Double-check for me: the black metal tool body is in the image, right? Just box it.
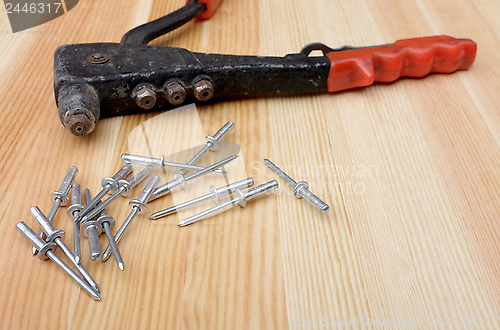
[54,43,330,135]
[54,0,329,135]
[54,0,476,136]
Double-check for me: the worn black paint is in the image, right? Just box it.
[54,43,331,119]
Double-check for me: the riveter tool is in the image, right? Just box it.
[54,0,477,136]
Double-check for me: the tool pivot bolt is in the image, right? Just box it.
[87,53,109,64]
[193,79,214,101]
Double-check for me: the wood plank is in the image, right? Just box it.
[1,0,499,328]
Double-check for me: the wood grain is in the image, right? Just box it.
[1,0,499,328]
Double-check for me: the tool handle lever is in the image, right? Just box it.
[191,0,224,19]
[326,35,477,92]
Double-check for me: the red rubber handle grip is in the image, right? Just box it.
[326,35,477,92]
[192,0,224,19]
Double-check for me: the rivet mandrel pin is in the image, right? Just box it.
[96,209,124,270]
[149,121,234,202]
[264,159,329,212]
[121,153,227,174]
[149,177,254,220]
[77,164,133,220]
[149,154,238,202]
[82,189,103,261]
[15,221,100,300]
[81,167,151,223]
[205,120,235,152]
[67,184,84,264]
[33,166,78,255]
[177,180,279,227]
[29,206,100,294]
[175,120,234,178]
[101,175,160,263]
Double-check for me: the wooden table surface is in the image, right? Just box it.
[1,0,500,328]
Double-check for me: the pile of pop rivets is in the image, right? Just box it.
[15,121,329,300]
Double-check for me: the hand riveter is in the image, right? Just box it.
[53,0,477,136]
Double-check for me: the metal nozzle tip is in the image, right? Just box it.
[91,253,101,260]
[177,222,184,227]
[32,246,38,255]
[321,204,330,212]
[118,262,125,271]
[75,256,80,264]
[92,292,101,301]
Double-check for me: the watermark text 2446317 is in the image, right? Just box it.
[3,0,79,32]
[5,2,62,14]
